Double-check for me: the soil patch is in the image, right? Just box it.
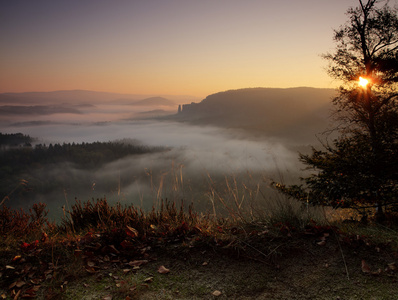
[2,227,396,300]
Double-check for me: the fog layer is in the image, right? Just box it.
[0,89,325,221]
[2,119,306,220]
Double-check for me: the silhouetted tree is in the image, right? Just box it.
[275,0,398,220]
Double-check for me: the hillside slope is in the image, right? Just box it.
[0,90,138,105]
[172,87,337,143]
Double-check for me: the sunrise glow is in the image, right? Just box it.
[359,77,369,87]
[0,1,360,96]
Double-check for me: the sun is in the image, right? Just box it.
[359,77,369,87]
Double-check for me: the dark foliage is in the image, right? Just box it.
[0,138,168,202]
[0,202,54,239]
[60,197,199,239]
[0,132,33,148]
[275,0,398,216]
[0,140,167,170]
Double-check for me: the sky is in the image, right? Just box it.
[0,0,389,98]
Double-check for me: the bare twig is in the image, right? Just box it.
[335,230,350,281]
[240,239,283,259]
[321,206,350,280]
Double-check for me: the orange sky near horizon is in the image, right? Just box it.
[0,0,380,99]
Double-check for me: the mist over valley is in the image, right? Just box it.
[0,87,336,221]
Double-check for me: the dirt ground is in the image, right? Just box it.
[1,227,397,300]
[132,234,398,300]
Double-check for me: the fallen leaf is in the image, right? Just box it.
[20,240,39,252]
[5,265,15,270]
[372,268,382,276]
[9,280,25,290]
[387,262,397,272]
[30,285,41,292]
[317,240,326,246]
[143,277,153,283]
[30,278,41,285]
[102,245,120,254]
[202,262,208,266]
[85,267,97,274]
[23,286,40,298]
[122,269,131,274]
[12,255,22,262]
[212,290,222,296]
[22,265,32,274]
[128,260,148,267]
[9,282,16,289]
[361,260,371,273]
[120,240,134,249]
[158,265,170,274]
[126,226,139,238]
[102,295,112,300]
[13,289,21,299]
[22,293,37,298]
[16,280,26,288]
[87,261,95,267]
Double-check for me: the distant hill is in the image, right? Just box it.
[0,90,197,106]
[0,90,143,105]
[0,105,82,115]
[129,97,176,107]
[171,87,337,143]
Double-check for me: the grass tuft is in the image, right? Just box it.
[1,174,397,299]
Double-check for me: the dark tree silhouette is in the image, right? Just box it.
[275,0,398,220]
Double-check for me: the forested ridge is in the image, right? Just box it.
[0,135,167,169]
[0,132,34,148]
[0,133,168,202]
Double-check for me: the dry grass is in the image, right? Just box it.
[1,170,397,299]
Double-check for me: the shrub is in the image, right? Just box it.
[0,202,54,239]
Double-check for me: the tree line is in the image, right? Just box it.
[0,134,168,202]
[0,136,167,170]
[0,133,34,148]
